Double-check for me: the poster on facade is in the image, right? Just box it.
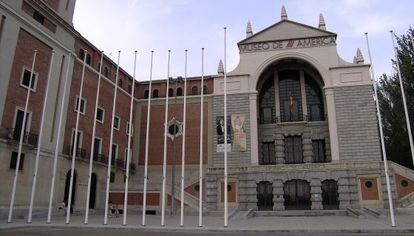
[216,116,231,153]
[231,114,246,152]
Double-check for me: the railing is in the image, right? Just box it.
[63,145,136,172]
[5,128,39,146]
[259,114,327,124]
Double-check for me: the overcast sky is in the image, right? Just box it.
[73,0,413,81]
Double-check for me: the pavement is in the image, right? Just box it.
[2,208,414,234]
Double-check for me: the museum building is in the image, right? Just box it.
[2,0,414,220]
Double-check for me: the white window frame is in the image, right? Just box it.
[20,66,38,92]
[13,107,32,134]
[74,95,86,115]
[126,121,133,136]
[94,136,103,155]
[70,128,83,150]
[113,116,120,130]
[111,143,118,160]
[125,147,132,162]
[96,106,105,124]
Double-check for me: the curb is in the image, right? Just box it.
[2,223,414,234]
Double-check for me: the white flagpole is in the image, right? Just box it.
[223,27,228,228]
[161,50,171,227]
[8,50,37,223]
[123,50,137,226]
[391,31,414,166]
[365,33,396,227]
[142,51,154,226]
[84,51,104,224]
[198,48,205,227]
[104,51,121,225]
[66,50,88,224]
[47,53,72,224]
[27,50,55,223]
[180,50,188,227]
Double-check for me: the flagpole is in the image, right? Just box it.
[27,50,55,223]
[161,50,171,227]
[142,50,154,226]
[66,50,88,224]
[104,51,121,225]
[198,48,205,228]
[223,27,228,228]
[365,33,396,227]
[180,49,188,227]
[123,50,137,226]
[390,30,414,167]
[8,50,37,223]
[84,51,104,224]
[47,53,72,224]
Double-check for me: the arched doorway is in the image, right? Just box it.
[322,180,339,210]
[283,179,311,210]
[257,181,273,210]
[89,173,97,209]
[63,170,77,211]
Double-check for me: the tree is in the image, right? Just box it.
[378,28,414,169]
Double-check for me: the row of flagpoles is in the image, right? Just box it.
[6,27,413,228]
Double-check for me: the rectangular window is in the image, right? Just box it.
[284,136,303,164]
[111,143,118,164]
[260,142,275,165]
[93,137,102,160]
[10,151,24,170]
[70,129,82,153]
[312,139,326,163]
[126,121,133,136]
[110,171,115,183]
[113,116,120,130]
[32,11,45,25]
[21,68,37,91]
[13,108,30,142]
[75,96,86,114]
[96,107,104,123]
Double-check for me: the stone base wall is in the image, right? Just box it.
[206,161,397,211]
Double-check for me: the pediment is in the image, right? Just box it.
[239,20,336,45]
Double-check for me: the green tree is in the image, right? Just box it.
[378,28,414,169]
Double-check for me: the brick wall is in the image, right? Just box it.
[1,29,52,136]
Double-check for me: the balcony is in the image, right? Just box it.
[5,128,39,146]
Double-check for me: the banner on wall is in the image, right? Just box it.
[231,114,246,152]
[216,116,231,153]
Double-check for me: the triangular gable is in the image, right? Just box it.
[239,20,336,45]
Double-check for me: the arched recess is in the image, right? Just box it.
[64,170,77,209]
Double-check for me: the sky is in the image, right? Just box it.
[73,0,414,81]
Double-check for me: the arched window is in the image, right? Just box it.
[152,89,159,98]
[168,88,174,97]
[176,87,183,96]
[104,67,109,77]
[259,77,275,124]
[279,70,302,122]
[79,49,85,60]
[305,73,324,121]
[144,90,149,99]
[203,85,208,94]
[191,86,198,95]
[85,54,91,66]
[118,78,123,88]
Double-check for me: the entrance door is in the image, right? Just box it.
[63,170,77,209]
[89,173,97,209]
[283,180,311,210]
[257,181,273,211]
[322,180,339,210]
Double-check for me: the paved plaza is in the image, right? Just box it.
[2,208,414,234]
